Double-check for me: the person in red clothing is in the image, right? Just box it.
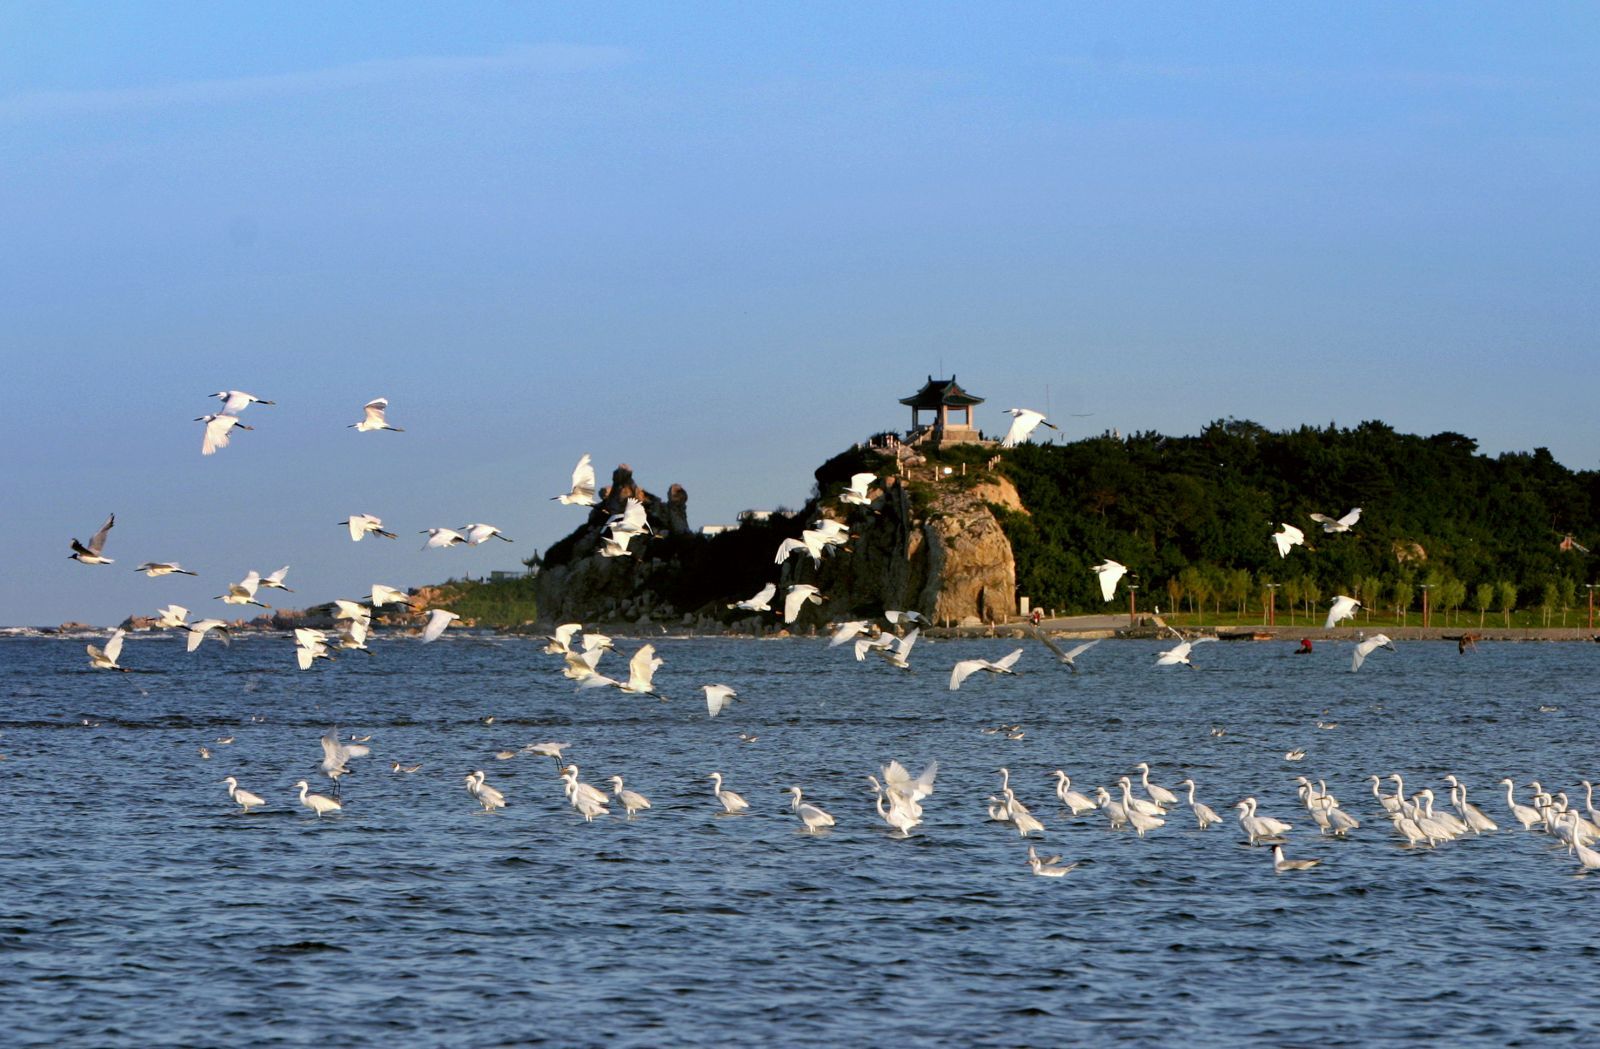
[1295,638,1313,654]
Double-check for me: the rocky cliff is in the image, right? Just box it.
[533,452,1023,629]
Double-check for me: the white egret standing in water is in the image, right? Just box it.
[294,780,342,817]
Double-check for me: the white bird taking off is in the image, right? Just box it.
[196,414,253,455]
[1272,523,1305,558]
[421,609,460,643]
[1030,630,1100,672]
[838,473,876,506]
[1000,408,1058,448]
[69,513,116,564]
[1156,636,1217,667]
[1325,596,1359,629]
[342,514,397,541]
[86,629,129,672]
[135,562,197,577]
[553,454,598,506]
[580,644,664,698]
[1091,559,1127,602]
[1309,508,1361,534]
[949,648,1024,690]
[1350,633,1395,672]
[875,628,919,670]
[211,390,274,414]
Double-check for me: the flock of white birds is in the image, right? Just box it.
[72,397,1590,878]
[69,392,597,675]
[206,702,1600,880]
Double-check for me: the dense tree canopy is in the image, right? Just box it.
[998,420,1599,617]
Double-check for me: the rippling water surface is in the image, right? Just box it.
[4,633,1598,1047]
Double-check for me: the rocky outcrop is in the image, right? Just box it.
[915,482,1019,624]
[534,463,693,623]
[532,453,1022,629]
[665,484,691,536]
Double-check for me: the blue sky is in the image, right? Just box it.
[4,3,1597,625]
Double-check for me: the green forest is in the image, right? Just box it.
[994,419,1599,627]
[435,419,1598,629]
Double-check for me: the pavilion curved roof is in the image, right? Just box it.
[899,375,984,408]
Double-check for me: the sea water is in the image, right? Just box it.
[2,633,1596,1047]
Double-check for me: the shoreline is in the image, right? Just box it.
[10,617,1598,644]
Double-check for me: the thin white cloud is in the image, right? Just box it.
[1055,54,1541,94]
[0,43,630,122]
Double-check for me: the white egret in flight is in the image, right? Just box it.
[949,648,1024,690]
[1309,508,1361,534]
[342,514,397,541]
[784,584,825,624]
[135,562,197,577]
[350,397,404,432]
[838,473,876,506]
[259,566,292,592]
[553,454,598,506]
[86,629,128,672]
[1091,559,1127,602]
[211,390,275,414]
[184,619,232,653]
[218,572,270,608]
[874,628,919,670]
[421,609,460,643]
[461,523,513,545]
[1030,630,1100,672]
[1272,523,1305,558]
[703,684,739,718]
[1156,636,1216,667]
[580,644,664,698]
[154,604,190,629]
[196,414,252,455]
[371,584,410,609]
[1000,408,1058,448]
[1350,633,1395,672]
[421,528,468,550]
[1324,596,1359,629]
[728,583,776,612]
[294,628,333,670]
